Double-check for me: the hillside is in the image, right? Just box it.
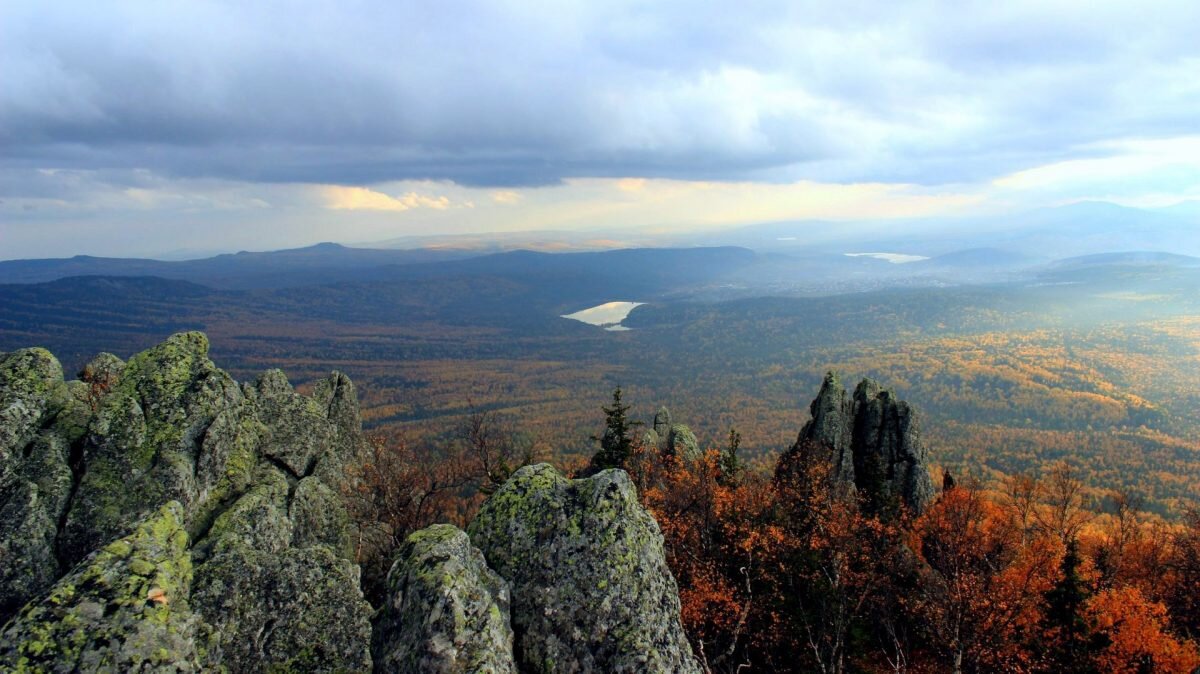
[2,252,1198,512]
[3,334,1197,672]
[0,334,698,672]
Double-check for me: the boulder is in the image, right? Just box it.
[468,464,700,674]
[0,502,211,672]
[0,434,73,619]
[58,332,243,565]
[651,407,672,439]
[666,424,701,461]
[190,545,372,672]
[0,333,376,671]
[374,524,516,673]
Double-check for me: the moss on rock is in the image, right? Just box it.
[468,464,700,673]
[373,524,516,673]
[0,502,212,672]
[191,545,372,672]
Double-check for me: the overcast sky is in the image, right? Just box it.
[3,0,1200,258]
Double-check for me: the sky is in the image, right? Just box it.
[3,0,1200,259]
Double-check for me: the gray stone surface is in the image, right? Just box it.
[468,463,700,674]
[374,524,516,674]
[0,333,376,671]
[0,502,212,673]
[795,372,935,515]
[0,333,710,674]
[666,424,701,461]
[0,348,76,620]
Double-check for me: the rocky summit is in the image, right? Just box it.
[0,332,698,672]
[795,372,935,515]
[468,464,701,674]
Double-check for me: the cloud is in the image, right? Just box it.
[3,1,1200,258]
[321,185,453,212]
[491,190,522,205]
[2,1,1197,189]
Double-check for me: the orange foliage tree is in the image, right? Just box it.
[1087,586,1200,674]
[913,480,1057,673]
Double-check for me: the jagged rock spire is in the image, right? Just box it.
[795,372,935,515]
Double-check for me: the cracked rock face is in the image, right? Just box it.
[0,347,82,620]
[373,524,516,674]
[0,333,373,672]
[468,464,700,674]
[0,501,211,672]
[794,372,935,515]
[1,332,708,673]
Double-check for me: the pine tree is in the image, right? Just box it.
[588,387,641,472]
[1041,539,1102,673]
[718,427,743,487]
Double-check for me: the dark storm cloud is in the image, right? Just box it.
[3,0,1199,188]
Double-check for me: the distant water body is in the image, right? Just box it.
[561,301,645,331]
[844,252,930,264]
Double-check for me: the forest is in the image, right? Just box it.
[1,254,1199,516]
[351,387,1200,674]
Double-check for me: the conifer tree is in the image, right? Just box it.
[718,427,743,487]
[1042,539,1102,673]
[588,387,641,472]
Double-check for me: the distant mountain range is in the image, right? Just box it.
[0,244,477,289]
[2,199,1198,303]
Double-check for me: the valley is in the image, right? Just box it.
[2,242,1198,514]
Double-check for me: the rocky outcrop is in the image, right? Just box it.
[0,348,85,619]
[652,407,672,439]
[1,333,706,673]
[666,424,700,461]
[468,463,700,674]
[373,524,516,674]
[0,333,373,671]
[0,502,211,672]
[191,544,371,672]
[642,407,701,462]
[794,372,935,515]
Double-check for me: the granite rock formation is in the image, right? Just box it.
[468,463,701,673]
[0,333,372,672]
[0,333,703,673]
[794,372,935,515]
[373,524,516,674]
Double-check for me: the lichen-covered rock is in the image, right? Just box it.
[374,524,516,674]
[849,379,935,514]
[192,466,293,561]
[312,371,373,494]
[651,407,672,439]
[800,372,856,484]
[641,428,660,450]
[0,348,68,488]
[666,424,700,461]
[78,352,125,395]
[0,333,376,671]
[0,434,73,619]
[289,476,354,557]
[793,372,935,515]
[191,546,372,672]
[0,349,75,620]
[188,403,263,540]
[0,502,211,672]
[59,332,243,565]
[254,369,335,477]
[468,464,700,674]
